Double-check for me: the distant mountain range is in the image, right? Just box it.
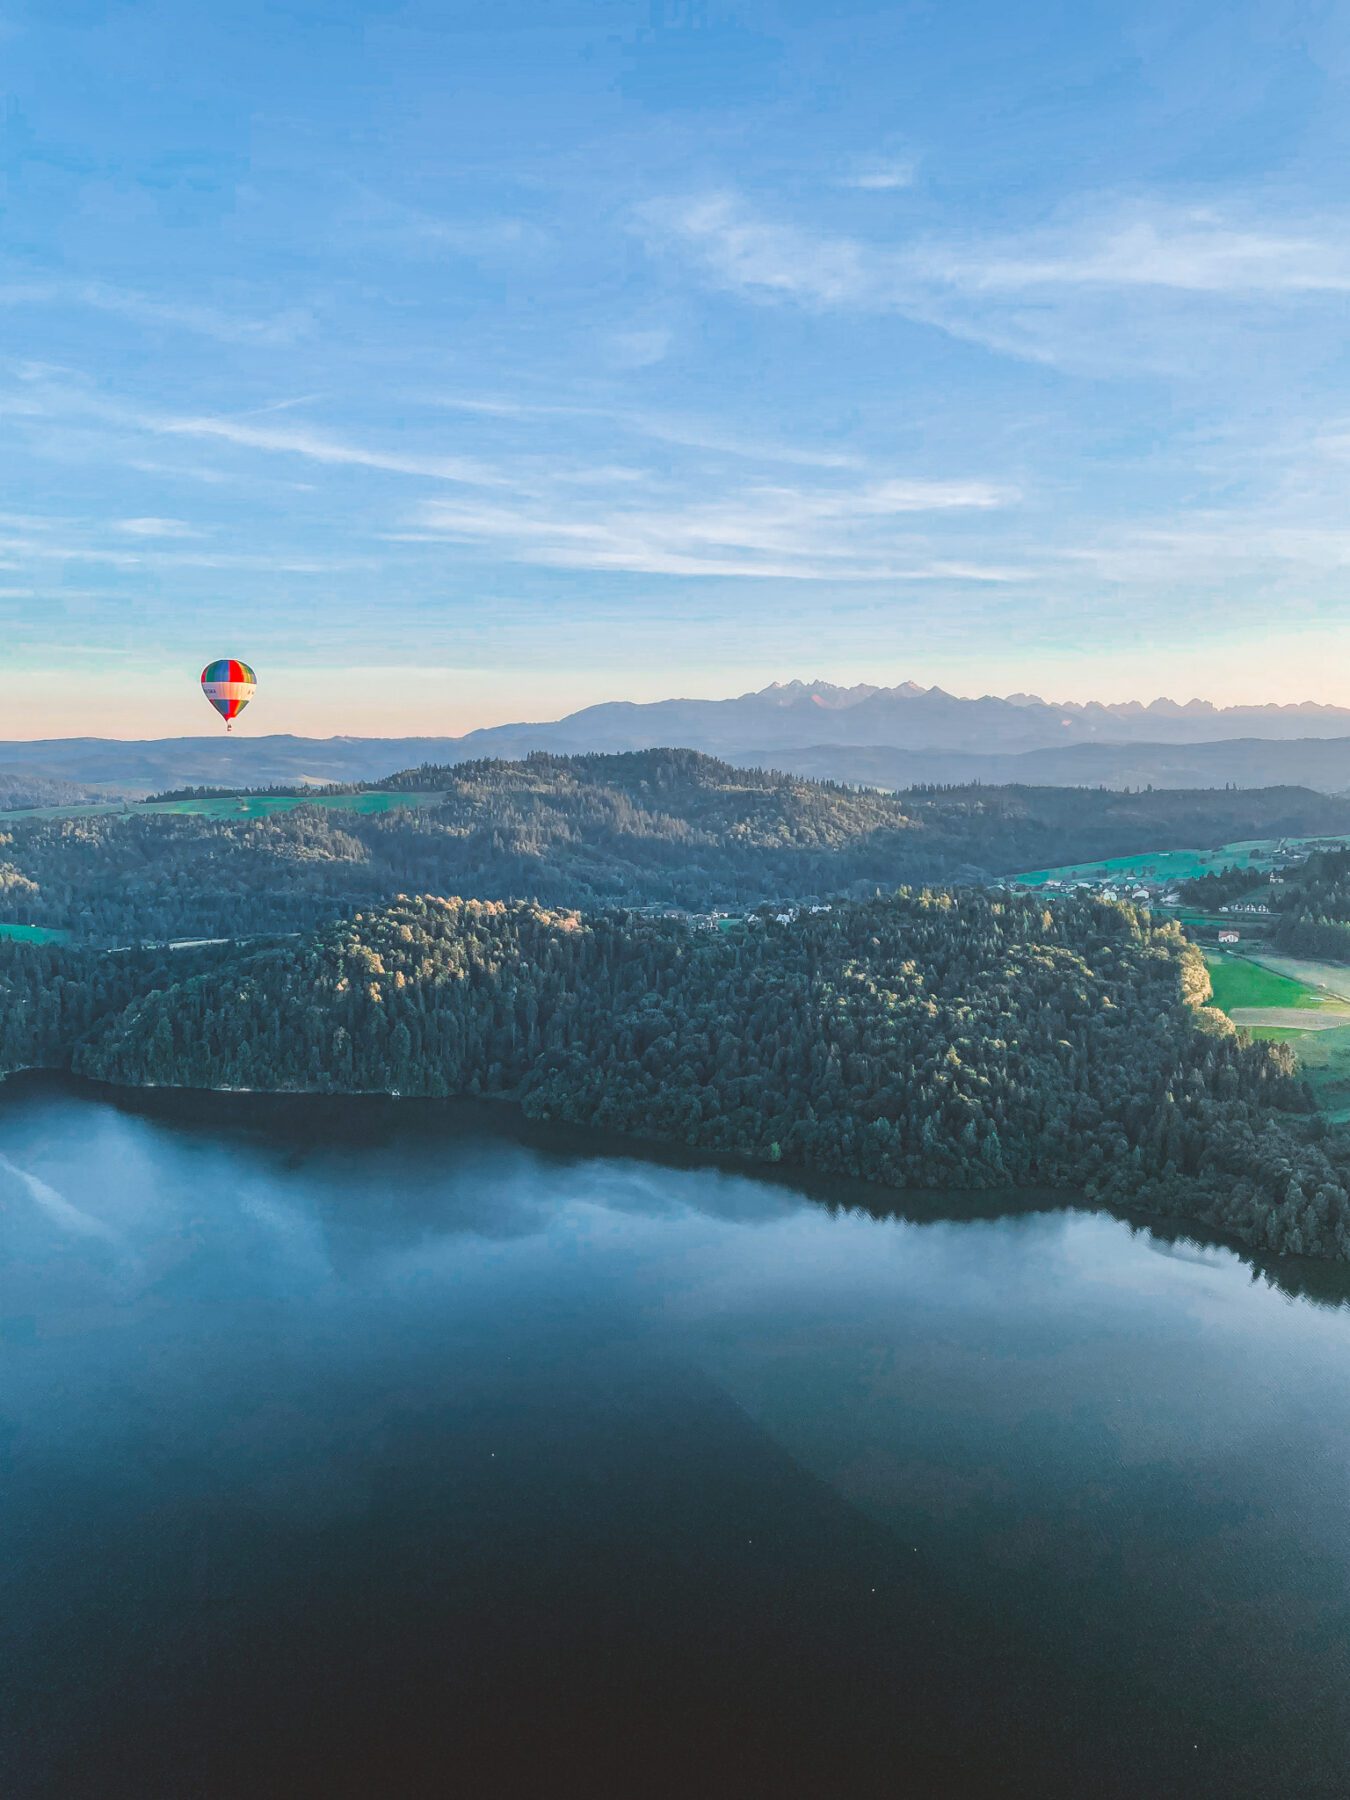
[755,737,1350,793]
[7,680,1350,796]
[448,680,1350,759]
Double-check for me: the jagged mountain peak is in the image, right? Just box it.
[760,679,881,708]
[444,679,1350,762]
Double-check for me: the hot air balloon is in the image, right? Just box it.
[201,659,256,731]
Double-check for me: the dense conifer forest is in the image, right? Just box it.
[1175,865,1272,911]
[2,750,1348,944]
[1272,848,1350,961]
[4,887,1350,1261]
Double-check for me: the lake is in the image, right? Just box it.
[3,1076,1349,1797]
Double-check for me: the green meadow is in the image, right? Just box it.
[139,790,444,820]
[1203,952,1350,1118]
[1204,954,1326,1013]
[1014,833,1350,890]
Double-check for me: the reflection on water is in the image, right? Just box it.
[3,1075,1350,1798]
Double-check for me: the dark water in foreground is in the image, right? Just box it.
[3,1078,1350,1798]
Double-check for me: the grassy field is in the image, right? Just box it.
[1173,908,1271,930]
[0,921,68,943]
[139,790,444,820]
[1203,952,1350,1115]
[1014,832,1350,889]
[1205,954,1327,1013]
[0,790,445,825]
[1017,848,1242,886]
[1240,951,1350,1003]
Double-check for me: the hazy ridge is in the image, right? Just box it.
[6,681,1350,796]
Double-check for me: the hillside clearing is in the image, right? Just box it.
[1204,953,1328,1014]
[1238,951,1350,1003]
[1015,831,1350,890]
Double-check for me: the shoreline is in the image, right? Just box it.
[3,1064,1342,1294]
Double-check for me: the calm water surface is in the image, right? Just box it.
[3,1076,1350,1798]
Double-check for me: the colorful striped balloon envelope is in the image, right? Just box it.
[200,659,257,731]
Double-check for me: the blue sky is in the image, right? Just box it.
[4,0,1350,736]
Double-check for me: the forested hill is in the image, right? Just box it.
[6,748,1350,945]
[48,888,1350,1263]
[0,770,112,810]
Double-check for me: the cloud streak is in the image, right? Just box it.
[0,530,368,574]
[639,191,1350,369]
[424,393,865,469]
[405,474,1021,579]
[113,517,205,539]
[151,413,503,487]
[0,279,309,345]
[1061,520,1350,582]
[0,370,1025,582]
[841,157,918,192]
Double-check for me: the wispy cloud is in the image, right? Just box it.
[620,414,862,469]
[0,530,368,574]
[643,195,868,306]
[424,392,864,469]
[411,217,547,255]
[920,208,1350,295]
[403,473,1021,579]
[343,189,548,260]
[149,413,503,487]
[5,366,881,501]
[124,458,231,485]
[1060,519,1350,582]
[646,191,1350,301]
[0,279,310,345]
[639,191,1350,369]
[146,408,667,495]
[841,157,918,192]
[113,517,205,539]
[0,367,1028,582]
[607,327,674,369]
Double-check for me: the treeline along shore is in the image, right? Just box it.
[5,887,1350,1263]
